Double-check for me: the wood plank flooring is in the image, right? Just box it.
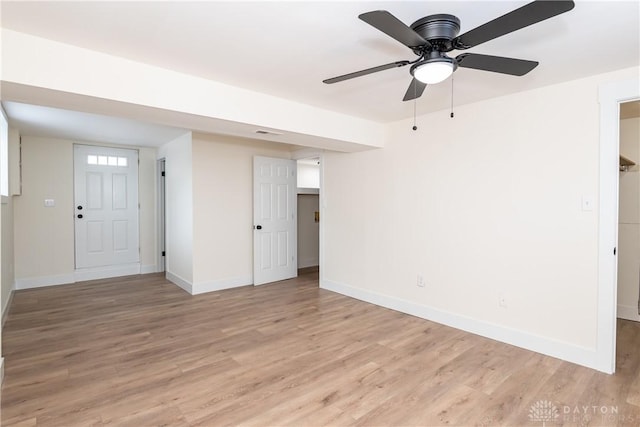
[1,272,640,426]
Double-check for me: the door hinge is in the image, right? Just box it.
[162,251,166,257]
[614,247,617,255]
[161,171,165,177]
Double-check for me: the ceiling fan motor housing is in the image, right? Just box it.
[410,14,460,52]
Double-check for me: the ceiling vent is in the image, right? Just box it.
[255,129,283,136]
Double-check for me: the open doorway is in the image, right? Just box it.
[597,78,639,374]
[296,158,320,276]
[617,101,640,322]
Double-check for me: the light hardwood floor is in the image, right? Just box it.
[1,272,640,426]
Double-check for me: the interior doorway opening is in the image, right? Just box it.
[297,157,320,275]
[617,101,640,322]
[598,76,640,374]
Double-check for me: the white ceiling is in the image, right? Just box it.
[1,1,639,144]
[2,101,189,147]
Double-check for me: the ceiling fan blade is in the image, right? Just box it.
[359,10,429,49]
[402,78,427,101]
[323,61,410,84]
[456,53,538,76]
[453,0,575,50]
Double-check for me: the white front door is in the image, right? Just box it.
[74,145,140,270]
[253,156,297,285]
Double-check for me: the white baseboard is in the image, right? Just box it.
[165,272,251,295]
[321,279,602,373]
[140,264,158,274]
[74,263,141,282]
[15,273,76,290]
[166,271,192,294]
[15,263,160,290]
[192,276,252,295]
[0,357,4,385]
[2,286,15,327]
[617,304,640,322]
[298,258,319,269]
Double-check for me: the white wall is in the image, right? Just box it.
[0,111,5,382]
[0,123,19,384]
[297,162,320,189]
[14,136,158,288]
[1,128,18,323]
[139,148,157,274]
[191,133,291,293]
[618,116,640,321]
[2,196,14,320]
[158,132,193,287]
[298,194,319,268]
[322,67,640,372]
[14,137,74,283]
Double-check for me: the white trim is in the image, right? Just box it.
[192,276,252,295]
[298,257,319,269]
[617,304,640,322]
[157,157,166,273]
[291,148,323,161]
[166,271,192,294]
[74,263,140,282]
[318,153,325,288]
[15,273,76,290]
[140,264,158,274]
[2,285,15,327]
[165,273,252,295]
[14,265,162,290]
[297,187,319,195]
[322,279,601,371]
[598,78,640,374]
[1,357,4,385]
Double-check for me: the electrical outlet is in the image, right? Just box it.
[417,274,425,288]
[499,295,507,309]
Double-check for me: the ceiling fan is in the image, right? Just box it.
[323,1,575,102]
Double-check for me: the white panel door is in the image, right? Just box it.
[74,145,140,269]
[253,156,297,285]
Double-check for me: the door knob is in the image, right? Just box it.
[256,225,262,230]
[77,214,83,219]
[77,205,83,210]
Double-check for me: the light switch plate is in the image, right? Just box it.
[44,199,55,207]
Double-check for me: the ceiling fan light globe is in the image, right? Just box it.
[412,60,454,84]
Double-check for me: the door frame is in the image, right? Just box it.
[598,78,640,374]
[292,150,325,284]
[157,158,166,272]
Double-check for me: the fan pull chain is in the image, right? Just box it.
[412,82,418,131]
[450,74,455,119]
